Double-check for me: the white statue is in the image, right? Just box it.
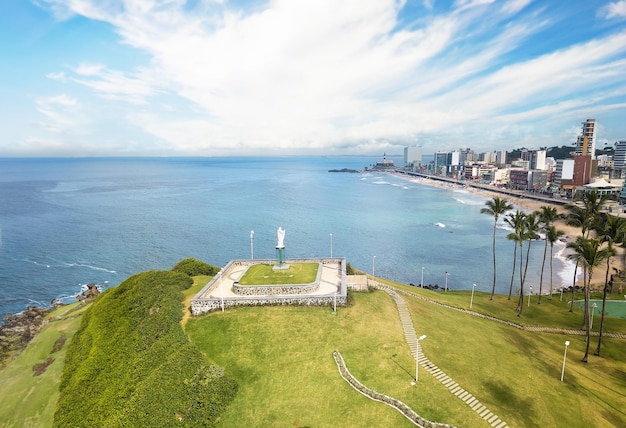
[276,227,285,248]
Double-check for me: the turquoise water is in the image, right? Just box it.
[0,156,573,317]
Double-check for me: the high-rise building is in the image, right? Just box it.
[521,149,547,170]
[574,119,597,158]
[404,146,422,167]
[496,151,507,166]
[613,141,626,176]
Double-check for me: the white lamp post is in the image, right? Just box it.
[416,335,427,382]
[528,286,532,308]
[590,302,597,330]
[561,340,570,382]
[445,272,449,292]
[330,233,333,258]
[219,269,224,312]
[470,283,477,309]
[372,256,376,282]
[421,266,425,288]
[250,230,254,260]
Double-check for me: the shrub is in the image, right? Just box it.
[172,258,219,277]
[54,270,236,427]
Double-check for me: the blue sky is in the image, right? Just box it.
[1,0,625,157]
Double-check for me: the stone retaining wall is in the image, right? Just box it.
[191,295,347,314]
[333,350,454,428]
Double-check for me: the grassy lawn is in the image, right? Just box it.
[187,285,626,427]
[186,291,485,427]
[2,274,625,427]
[238,262,319,285]
[0,303,88,428]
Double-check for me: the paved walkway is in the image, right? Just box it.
[390,285,626,339]
[373,281,509,428]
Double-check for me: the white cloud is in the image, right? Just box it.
[70,63,160,105]
[46,71,66,80]
[30,0,626,155]
[600,0,626,20]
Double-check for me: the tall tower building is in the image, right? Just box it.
[613,140,626,177]
[404,146,422,167]
[574,119,597,159]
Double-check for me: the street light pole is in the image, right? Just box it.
[470,283,477,309]
[421,266,424,288]
[416,335,427,382]
[250,230,254,260]
[445,272,449,292]
[219,269,224,312]
[561,341,570,382]
[372,256,376,282]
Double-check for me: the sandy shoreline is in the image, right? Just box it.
[389,172,623,291]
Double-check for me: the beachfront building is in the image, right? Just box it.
[511,159,530,170]
[521,149,547,170]
[613,140,626,177]
[404,146,422,168]
[574,119,597,158]
[509,169,530,190]
[496,150,507,166]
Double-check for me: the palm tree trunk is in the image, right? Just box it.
[595,257,611,356]
[538,238,548,303]
[522,241,532,290]
[517,242,524,316]
[548,242,554,300]
[582,268,592,362]
[508,242,517,300]
[491,222,497,300]
[569,261,579,313]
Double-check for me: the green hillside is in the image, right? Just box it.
[54,270,237,427]
[1,268,625,427]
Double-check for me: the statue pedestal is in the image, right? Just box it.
[274,246,289,270]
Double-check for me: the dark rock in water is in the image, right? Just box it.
[328,168,361,173]
[76,283,100,301]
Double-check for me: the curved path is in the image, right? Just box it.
[389,285,626,339]
[373,281,510,428]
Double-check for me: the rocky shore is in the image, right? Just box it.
[0,283,100,367]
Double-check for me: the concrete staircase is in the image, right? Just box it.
[378,284,509,428]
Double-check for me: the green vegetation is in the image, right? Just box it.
[186,291,485,427]
[54,270,237,427]
[172,257,219,276]
[0,303,88,427]
[238,262,319,285]
[2,260,625,427]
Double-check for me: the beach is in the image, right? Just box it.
[391,172,624,291]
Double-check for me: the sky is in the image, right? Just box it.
[0,0,625,157]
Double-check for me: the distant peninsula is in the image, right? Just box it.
[328,168,362,173]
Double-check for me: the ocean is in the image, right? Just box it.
[0,156,575,318]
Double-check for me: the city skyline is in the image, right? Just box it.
[1,0,625,157]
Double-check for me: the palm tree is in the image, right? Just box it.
[545,225,564,300]
[481,197,513,300]
[537,206,562,303]
[505,211,526,300]
[517,213,541,316]
[567,237,611,362]
[565,190,609,312]
[592,214,626,356]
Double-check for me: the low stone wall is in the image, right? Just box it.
[233,282,320,296]
[190,257,347,316]
[191,295,347,315]
[333,350,454,428]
